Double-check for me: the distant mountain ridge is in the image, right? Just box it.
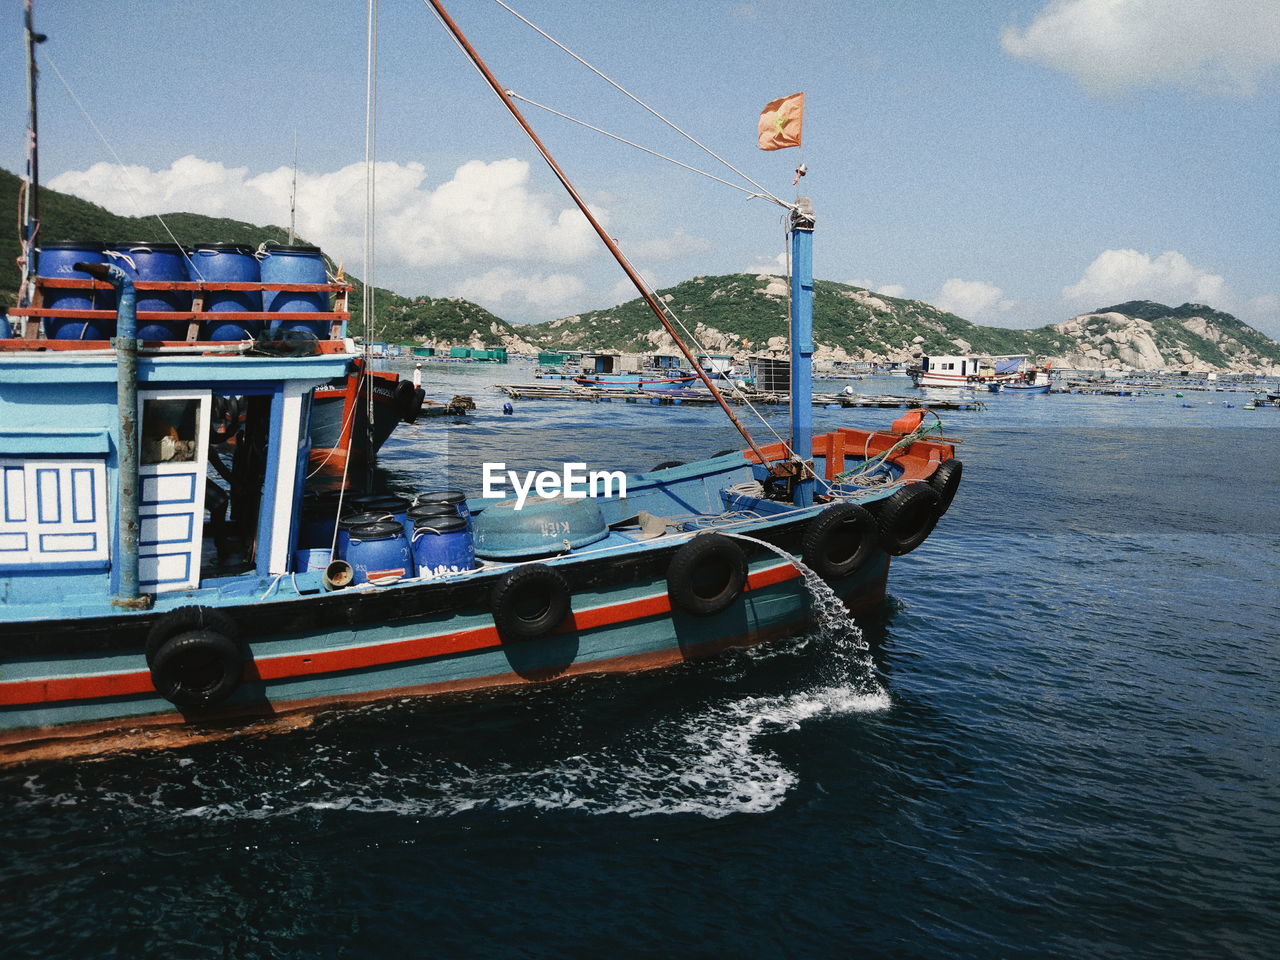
[519,274,1280,374]
[4,169,1276,373]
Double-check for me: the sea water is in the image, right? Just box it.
[2,365,1277,959]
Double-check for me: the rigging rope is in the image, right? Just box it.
[42,51,205,279]
[507,92,761,199]
[362,0,380,490]
[488,0,790,209]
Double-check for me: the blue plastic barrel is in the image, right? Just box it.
[406,501,457,543]
[415,490,470,523]
[336,510,397,558]
[37,241,116,339]
[259,243,330,339]
[108,242,192,340]
[412,515,475,578]
[298,491,346,549]
[189,243,262,341]
[293,547,332,572]
[347,521,415,584]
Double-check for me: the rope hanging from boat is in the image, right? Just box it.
[834,412,944,487]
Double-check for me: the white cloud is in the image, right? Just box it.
[746,252,787,276]
[934,278,1016,320]
[625,228,713,262]
[608,272,658,305]
[450,268,587,314]
[1062,249,1230,307]
[848,278,908,298]
[1001,0,1280,95]
[47,155,602,283]
[1060,249,1280,338]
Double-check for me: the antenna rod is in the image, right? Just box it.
[423,0,768,463]
[288,129,298,245]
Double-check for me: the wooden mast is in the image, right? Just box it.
[20,1,46,307]
[423,0,769,463]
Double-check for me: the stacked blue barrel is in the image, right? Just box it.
[259,243,331,340]
[410,490,475,578]
[189,243,262,341]
[36,241,117,339]
[110,242,192,340]
[35,239,337,342]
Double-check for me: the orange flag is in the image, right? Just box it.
[757,92,804,150]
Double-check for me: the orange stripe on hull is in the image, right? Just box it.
[0,561,809,709]
[0,581,888,766]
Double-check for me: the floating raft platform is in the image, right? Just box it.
[495,383,984,411]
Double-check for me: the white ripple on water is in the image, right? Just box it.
[163,680,890,822]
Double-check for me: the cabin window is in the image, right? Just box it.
[0,459,109,568]
[141,397,201,465]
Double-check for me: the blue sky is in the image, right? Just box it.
[3,0,1278,337]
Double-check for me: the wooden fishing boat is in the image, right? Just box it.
[571,373,697,390]
[0,0,963,764]
[309,359,425,475]
[910,353,1052,390]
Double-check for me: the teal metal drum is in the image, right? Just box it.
[37,241,116,339]
[259,243,330,339]
[188,243,262,340]
[411,515,475,578]
[109,242,191,340]
[473,496,608,559]
[345,521,414,584]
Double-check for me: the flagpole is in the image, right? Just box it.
[788,199,815,508]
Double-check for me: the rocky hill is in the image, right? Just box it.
[520,274,1280,374]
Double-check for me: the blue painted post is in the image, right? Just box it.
[78,262,144,606]
[789,199,816,508]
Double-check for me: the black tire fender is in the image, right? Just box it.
[395,380,425,423]
[801,503,879,580]
[491,563,572,641]
[666,533,748,617]
[652,460,685,471]
[149,630,243,710]
[145,605,238,666]
[875,484,943,556]
[927,458,963,515]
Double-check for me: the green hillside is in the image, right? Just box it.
[519,273,1066,357]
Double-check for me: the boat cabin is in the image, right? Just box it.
[0,242,355,615]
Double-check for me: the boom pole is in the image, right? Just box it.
[423,0,769,463]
